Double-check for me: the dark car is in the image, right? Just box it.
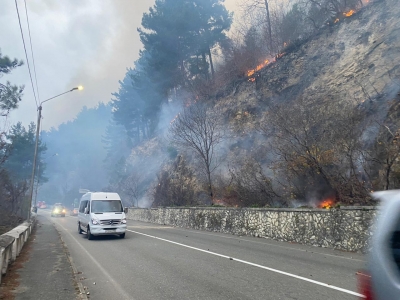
[51,205,66,217]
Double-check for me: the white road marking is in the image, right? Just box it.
[54,220,133,300]
[127,229,365,298]
[131,225,174,229]
[128,223,364,262]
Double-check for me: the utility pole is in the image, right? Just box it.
[27,86,83,220]
[28,105,42,219]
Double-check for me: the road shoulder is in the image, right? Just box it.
[0,215,81,300]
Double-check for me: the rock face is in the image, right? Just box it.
[127,207,377,253]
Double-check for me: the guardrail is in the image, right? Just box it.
[0,217,35,284]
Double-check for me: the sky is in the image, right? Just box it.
[0,0,239,131]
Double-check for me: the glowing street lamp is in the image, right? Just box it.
[28,86,83,218]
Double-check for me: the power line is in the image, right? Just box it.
[14,0,38,108]
[23,0,40,103]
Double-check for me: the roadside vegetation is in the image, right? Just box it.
[0,50,46,224]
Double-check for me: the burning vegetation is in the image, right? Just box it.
[247,59,270,81]
[318,198,335,209]
[343,9,356,17]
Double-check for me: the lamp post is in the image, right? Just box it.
[28,86,83,219]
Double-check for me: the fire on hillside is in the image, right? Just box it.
[247,59,270,77]
[318,198,335,209]
[246,1,371,82]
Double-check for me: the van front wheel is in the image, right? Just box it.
[87,226,93,240]
[78,223,82,234]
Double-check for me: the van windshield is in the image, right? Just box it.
[91,200,122,213]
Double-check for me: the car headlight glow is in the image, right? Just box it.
[121,218,126,224]
[54,209,60,213]
[91,219,100,225]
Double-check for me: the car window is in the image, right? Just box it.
[79,200,88,213]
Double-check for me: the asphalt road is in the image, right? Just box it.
[40,210,366,300]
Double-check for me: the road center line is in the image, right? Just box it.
[127,229,365,298]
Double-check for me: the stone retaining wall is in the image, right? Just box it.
[127,207,377,252]
[0,217,35,284]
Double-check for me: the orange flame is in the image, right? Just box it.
[343,9,355,17]
[247,59,270,78]
[334,18,340,24]
[318,198,335,209]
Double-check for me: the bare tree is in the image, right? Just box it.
[261,97,371,204]
[169,103,223,200]
[367,125,400,190]
[239,0,274,53]
[228,157,284,207]
[151,156,198,207]
[121,172,144,207]
[241,0,273,51]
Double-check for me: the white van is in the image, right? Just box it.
[78,192,127,239]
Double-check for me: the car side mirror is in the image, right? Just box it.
[84,207,89,214]
[124,207,128,214]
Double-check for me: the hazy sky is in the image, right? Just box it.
[1,0,239,130]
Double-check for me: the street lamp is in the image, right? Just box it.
[28,86,83,219]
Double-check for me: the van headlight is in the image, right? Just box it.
[121,218,126,224]
[91,219,100,225]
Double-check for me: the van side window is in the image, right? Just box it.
[87,201,90,213]
[79,200,88,213]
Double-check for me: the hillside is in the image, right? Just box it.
[218,0,399,126]
[122,0,400,208]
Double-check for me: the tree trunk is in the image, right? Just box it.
[205,163,213,201]
[264,0,273,53]
[208,48,215,79]
[386,160,391,190]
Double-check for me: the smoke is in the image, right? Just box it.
[39,103,112,205]
[3,0,156,130]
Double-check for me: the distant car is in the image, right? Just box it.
[51,205,66,217]
[358,190,400,299]
[70,208,78,216]
[37,201,47,209]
